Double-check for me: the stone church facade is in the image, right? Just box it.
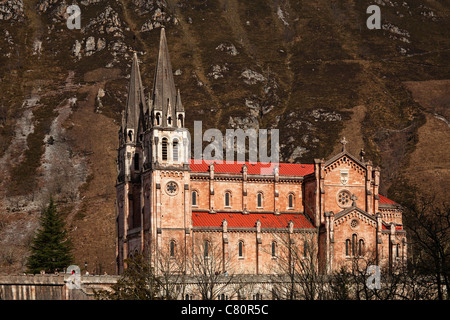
[115,28,406,277]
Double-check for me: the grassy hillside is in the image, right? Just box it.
[0,0,448,274]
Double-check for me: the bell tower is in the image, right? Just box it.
[116,51,147,274]
[141,28,191,272]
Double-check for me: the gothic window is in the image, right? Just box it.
[303,241,309,258]
[288,193,294,209]
[162,137,168,161]
[156,113,161,126]
[238,241,244,258]
[168,116,172,127]
[203,240,210,258]
[359,239,365,257]
[173,138,179,162]
[352,234,358,256]
[257,192,264,208]
[170,240,176,257]
[346,235,363,257]
[337,190,352,208]
[271,241,277,258]
[192,190,198,207]
[225,191,231,207]
[128,130,133,142]
[178,114,184,128]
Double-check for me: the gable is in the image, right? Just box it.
[323,152,366,184]
[333,207,377,229]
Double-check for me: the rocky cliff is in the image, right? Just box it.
[0,0,448,274]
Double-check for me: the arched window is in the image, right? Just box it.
[271,241,277,258]
[167,116,172,126]
[155,113,161,126]
[128,130,133,142]
[257,192,263,208]
[303,241,309,258]
[225,191,231,207]
[170,240,176,257]
[204,240,209,258]
[345,239,351,256]
[358,239,365,257]
[173,138,179,162]
[162,138,168,161]
[192,190,198,207]
[288,193,294,209]
[238,241,244,258]
[352,234,358,256]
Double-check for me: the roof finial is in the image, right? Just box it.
[340,136,348,152]
[351,194,358,207]
[360,148,365,162]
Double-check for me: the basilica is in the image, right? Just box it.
[115,28,406,278]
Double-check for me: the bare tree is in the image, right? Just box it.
[268,231,325,300]
[155,243,188,300]
[405,195,449,300]
[325,254,439,300]
[188,240,238,300]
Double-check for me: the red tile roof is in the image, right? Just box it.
[189,159,314,176]
[382,224,403,230]
[192,211,315,229]
[379,195,398,205]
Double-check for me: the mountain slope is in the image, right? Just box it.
[0,0,448,274]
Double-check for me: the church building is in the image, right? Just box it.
[115,28,406,278]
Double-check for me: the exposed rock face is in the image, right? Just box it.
[241,69,266,85]
[136,0,178,31]
[81,5,123,36]
[216,43,239,56]
[208,64,229,80]
[0,0,24,21]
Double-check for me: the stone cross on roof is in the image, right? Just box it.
[340,136,348,152]
[351,194,358,207]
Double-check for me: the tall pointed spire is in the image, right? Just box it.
[176,88,183,112]
[124,51,147,142]
[151,28,178,127]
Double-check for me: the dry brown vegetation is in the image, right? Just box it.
[0,0,448,275]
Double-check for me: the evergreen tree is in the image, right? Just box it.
[26,198,73,274]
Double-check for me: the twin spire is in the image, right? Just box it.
[121,28,184,144]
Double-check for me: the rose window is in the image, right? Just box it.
[337,190,351,208]
[165,181,178,195]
